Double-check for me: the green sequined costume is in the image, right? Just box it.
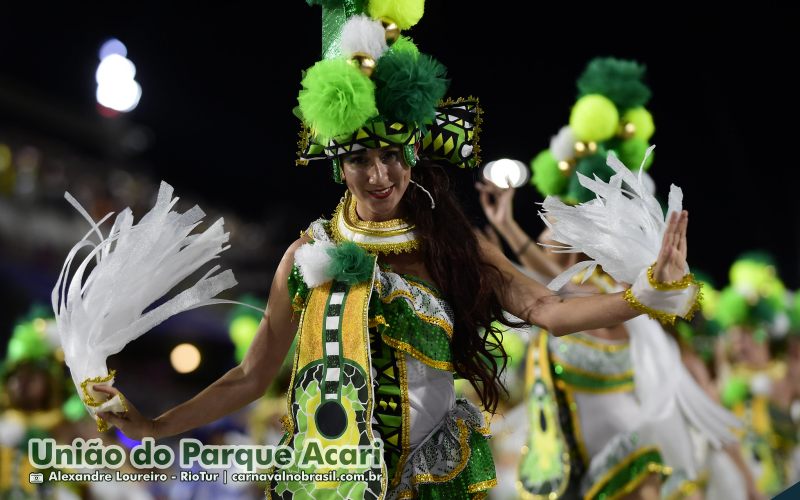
[275,219,496,499]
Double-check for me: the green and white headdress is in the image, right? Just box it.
[296,0,482,182]
[530,57,656,203]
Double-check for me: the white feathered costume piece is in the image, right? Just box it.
[541,145,682,290]
[539,147,740,474]
[52,181,238,431]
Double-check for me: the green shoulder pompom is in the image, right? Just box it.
[298,58,377,141]
[327,241,375,285]
[373,49,448,125]
[569,94,619,142]
[577,57,651,111]
[623,107,655,141]
[530,149,567,197]
[368,0,424,30]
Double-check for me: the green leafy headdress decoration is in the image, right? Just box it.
[529,57,656,203]
[296,0,482,182]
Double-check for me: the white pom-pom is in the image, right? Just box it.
[294,241,335,288]
[750,373,772,396]
[340,14,388,60]
[0,417,25,446]
[549,126,576,162]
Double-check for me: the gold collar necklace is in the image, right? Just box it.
[330,191,420,255]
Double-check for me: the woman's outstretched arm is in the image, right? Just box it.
[484,211,690,336]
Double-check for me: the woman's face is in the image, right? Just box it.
[341,146,411,222]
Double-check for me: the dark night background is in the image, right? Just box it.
[1,4,798,412]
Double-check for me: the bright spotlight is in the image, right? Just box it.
[170,343,201,374]
[483,158,528,188]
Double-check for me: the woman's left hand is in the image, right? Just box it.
[653,210,689,282]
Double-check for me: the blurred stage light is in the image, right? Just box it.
[483,158,528,188]
[96,45,141,113]
[170,343,201,374]
[96,79,142,113]
[96,54,136,85]
[99,38,127,59]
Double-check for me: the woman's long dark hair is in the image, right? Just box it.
[402,160,510,413]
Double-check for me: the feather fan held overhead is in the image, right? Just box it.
[52,181,241,431]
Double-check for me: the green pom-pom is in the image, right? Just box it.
[373,50,448,125]
[229,316,260,363]
[389,36,419,55]
[613,138,654,171]
[530,149,567,197]
[327,241,375,284]
[577,57,651,110]
[368,0,424,30]
[63,394,86,422]
[569,94,619,142]
[715,287,750,329]
[721,376,749,408]
[298,58,377,141]
[227,295,264,363]
[623,107,655,141]
[567,150,615,203]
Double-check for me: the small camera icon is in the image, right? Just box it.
[29,472,44,484]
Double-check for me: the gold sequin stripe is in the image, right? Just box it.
[555,380,590,465]
[390,353,412,488]
[558,333,629,353]
[467,479,499,494]
[584,446,672,500]
[265,296,312,500]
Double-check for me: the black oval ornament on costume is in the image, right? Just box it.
[315,400,347,439]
